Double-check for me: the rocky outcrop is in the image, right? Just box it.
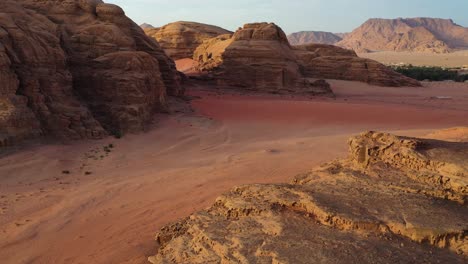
[294,44,422,87]
[150,131,468,263]
[194,24,420,89]
[193,34,233,72]
[193,23,333,95]
[144,21,232,60]
[338,18,468,53]
[288,31,342,45]
[216,23,303,91]
[0,0,182,146]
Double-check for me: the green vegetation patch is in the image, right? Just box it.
[391,65,468,82]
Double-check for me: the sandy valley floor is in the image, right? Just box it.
[359,50,468,67]
[1,80,468,263]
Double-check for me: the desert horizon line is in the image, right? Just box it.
[139,16,468,34]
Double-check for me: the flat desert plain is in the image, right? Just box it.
[1,80,468,263]
[359,50,468,67]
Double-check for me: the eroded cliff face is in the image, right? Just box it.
[150,131,467,263]
[0,0,182,146]
[193,23,333,95]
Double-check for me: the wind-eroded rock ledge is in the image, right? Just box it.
[149,131,467,263]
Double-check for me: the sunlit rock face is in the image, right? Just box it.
[150,131,467,264]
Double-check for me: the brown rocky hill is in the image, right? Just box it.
[0,0,182,147]
[144,21,232,60]
[287,31,342,45]
[194,25,420,89]
[338,18,468,53]
[150,131,468,263]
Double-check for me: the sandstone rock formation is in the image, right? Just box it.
[150,131,468,263]
[338,18,468,53]
[294,44,421,87]
[194,24,420,88]
[288,31,342,45]
[0,0,182,146]
[193,34,233,72]
[144,21,232,60]
[194,24,310,92]
[216,23,302,90]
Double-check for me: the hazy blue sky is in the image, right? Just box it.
[107,0,468,33]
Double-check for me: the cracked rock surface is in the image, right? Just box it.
[150,131,467,263]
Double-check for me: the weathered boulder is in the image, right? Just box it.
[0,0,182,145]
[150,131,468,263]
[144,21,232,60]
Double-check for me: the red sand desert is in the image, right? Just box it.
[1,80,467,263]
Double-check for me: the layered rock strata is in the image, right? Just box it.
[150,131,467,263]
[0,0,182,145]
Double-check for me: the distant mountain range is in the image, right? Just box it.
[287,31,342,45]
[140,23,155,29]
[288,18,468,54]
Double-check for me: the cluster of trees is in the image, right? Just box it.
[391,65,468,82]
